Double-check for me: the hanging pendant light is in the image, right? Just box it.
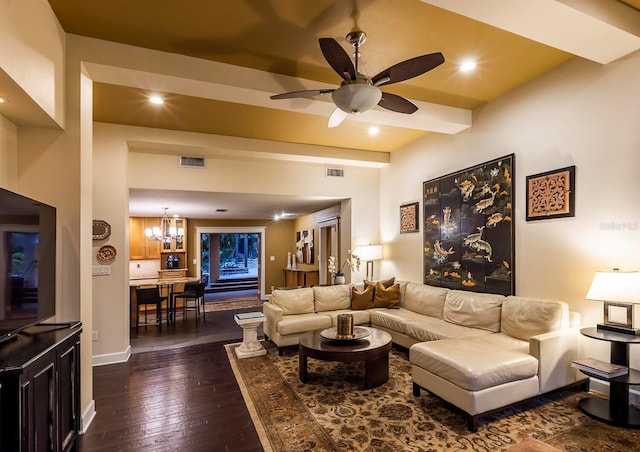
[145,207,176,243]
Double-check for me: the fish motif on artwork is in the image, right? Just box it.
[486,212,504,227]
[462,226,485,246]
[458,180,475,202]
[434,240,455,257]
[473,189,497,213]
[469,239,493,262]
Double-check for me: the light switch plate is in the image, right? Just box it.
[92,265,110,276]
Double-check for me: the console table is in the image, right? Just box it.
[578,327,640,427]
[283,268,319,288]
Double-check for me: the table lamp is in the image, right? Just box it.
[356,244,383,281]
[586,269,640,335]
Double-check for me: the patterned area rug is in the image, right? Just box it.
[227,341,640,451]
[204,296,263,312]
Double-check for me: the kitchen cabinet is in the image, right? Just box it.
[129,217,161,260]
[160,217,187,271]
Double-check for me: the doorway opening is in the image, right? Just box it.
[201,232,259,294]
[196,226,266,300]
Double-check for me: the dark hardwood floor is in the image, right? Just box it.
[80,298,265,451]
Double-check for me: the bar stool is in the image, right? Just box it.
[135,286,168,332]
[174,282,206,323]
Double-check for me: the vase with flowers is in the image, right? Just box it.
[328,249,361,285]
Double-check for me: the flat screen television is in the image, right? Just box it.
[0,187,56,342]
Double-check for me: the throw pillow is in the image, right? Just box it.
[365,276,396,290]
[373,282,400,309]
[351,285,375,310]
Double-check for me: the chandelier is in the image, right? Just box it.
[145,207,182,243]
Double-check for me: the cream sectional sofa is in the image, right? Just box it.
[262,281,584,431]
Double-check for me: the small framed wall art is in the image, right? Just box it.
[400,202,419,233]
[526,166,575,221]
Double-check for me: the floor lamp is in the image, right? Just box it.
[357,244,383,281]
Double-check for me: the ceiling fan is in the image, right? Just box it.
[270,30,445,128]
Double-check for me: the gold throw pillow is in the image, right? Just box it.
[373,282,400,309]
[351,285,375,310]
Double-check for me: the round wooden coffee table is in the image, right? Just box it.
[298,327,392,389]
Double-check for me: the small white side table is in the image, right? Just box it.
[234,312,267,358]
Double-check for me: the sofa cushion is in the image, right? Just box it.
[374,282,401,308]
[443,290,504,332]
[410,338,538,391]
[501,296,570,341]
[403,282,448,319]
[314,285,351,312]
[351,285,375,310]
[277,313,332,336]
[370,308,427,334]
[405,318,493,342]
[323,309,371,326]
[270,288,315,315]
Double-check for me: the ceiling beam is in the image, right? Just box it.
[422,0,640,64]
[83,60,471,135]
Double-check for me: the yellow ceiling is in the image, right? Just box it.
[47,0,579,153]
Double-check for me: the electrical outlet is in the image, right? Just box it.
[92,331,98,341]
[270,255,275,261]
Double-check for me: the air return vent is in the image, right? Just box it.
[325,167,344,177]
[179,156,205,168]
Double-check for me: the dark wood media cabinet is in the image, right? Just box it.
[0,321,82,451]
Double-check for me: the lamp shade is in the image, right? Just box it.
[357,244,383,261]
[332,83,382,114]
[586,270,640,302]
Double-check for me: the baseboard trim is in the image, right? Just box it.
[80,399,96,434]
[92,345,132,367]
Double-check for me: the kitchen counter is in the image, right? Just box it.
[129,276,199,287]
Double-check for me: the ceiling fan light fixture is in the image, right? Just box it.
[332,83,382,114]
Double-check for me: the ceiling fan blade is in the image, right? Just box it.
[372,52,445,87]
[328,107,349,128]
[319,38,356,81]
[270,89,334,100]
[378,92,418,114]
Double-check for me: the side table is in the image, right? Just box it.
[578,327,640,427]
[234,312,266,359]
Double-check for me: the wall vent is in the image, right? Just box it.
[179,156,205,168]
[325,167,344,178]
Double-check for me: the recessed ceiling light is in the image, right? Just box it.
[149,95,164,105]
[368,126,380,136]
[0,97,6,104]
[459,60,477,72]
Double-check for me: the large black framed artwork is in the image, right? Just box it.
[423,154,515,295]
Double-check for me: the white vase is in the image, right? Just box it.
[334,275,346,285]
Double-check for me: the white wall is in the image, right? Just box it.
[0,0,65,125]
[380,51,640,368]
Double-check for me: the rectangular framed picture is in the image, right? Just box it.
[400,202,419,233]
[423,154,515,296]
[526,166,575,221]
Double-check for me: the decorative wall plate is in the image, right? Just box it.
[93,220,111,240]
[97,245,116,262]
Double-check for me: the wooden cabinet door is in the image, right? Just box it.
[144,218,161,259]
[129,217,146,259]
